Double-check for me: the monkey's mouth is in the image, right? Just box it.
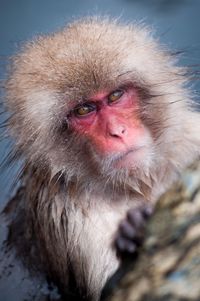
[112,146,146,168]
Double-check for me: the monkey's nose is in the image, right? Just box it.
[108,124,126,138]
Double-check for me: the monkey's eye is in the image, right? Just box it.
[108,90,124,103]
[73,103,96,117]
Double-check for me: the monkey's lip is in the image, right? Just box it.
[121,146,144,158]
[113,146,145,167]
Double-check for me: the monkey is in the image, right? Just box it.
[2,17,200,301]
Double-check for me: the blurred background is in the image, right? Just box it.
[0,0,199,300]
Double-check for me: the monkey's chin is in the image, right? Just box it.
[113,147,148,170]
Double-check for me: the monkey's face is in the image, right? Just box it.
[67,86,153,173]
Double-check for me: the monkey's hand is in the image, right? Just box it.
[115,204,153,258]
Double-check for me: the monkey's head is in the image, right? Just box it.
[5,18,199,190]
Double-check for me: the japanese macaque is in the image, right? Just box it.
[3,17,200,301]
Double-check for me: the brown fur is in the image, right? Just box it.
[4,17,200,300]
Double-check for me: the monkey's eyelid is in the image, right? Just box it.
[72,102,97,117]
[67,102,92,115]
[74,102,96,110]
[108,89,124,103]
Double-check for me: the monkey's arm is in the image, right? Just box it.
[102,159,200,301]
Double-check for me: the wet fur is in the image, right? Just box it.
[3,17,200,300]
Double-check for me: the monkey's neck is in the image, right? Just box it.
[23,157,180,209]
[23,169,153,213]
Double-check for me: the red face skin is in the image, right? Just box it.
[69,88,148,167]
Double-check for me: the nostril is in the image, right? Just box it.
[111,133,121,138]
[121,128,126,134]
